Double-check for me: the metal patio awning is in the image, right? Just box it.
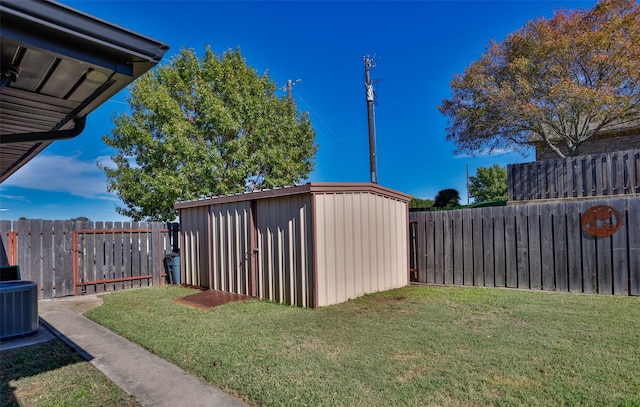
[0,0,169,182]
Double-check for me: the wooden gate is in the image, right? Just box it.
[0,220,179,299]
[74,227,154,295]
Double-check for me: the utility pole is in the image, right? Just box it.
[285,79,301,101]
[364,55,378,184]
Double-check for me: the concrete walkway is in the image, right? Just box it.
[38,298,249,407]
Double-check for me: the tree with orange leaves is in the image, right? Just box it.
[439,0,640,158]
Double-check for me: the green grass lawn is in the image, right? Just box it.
[0,339,140,407]
[86,285,640,407]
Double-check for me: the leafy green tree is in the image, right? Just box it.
[409,197,434,210]
[468,164,508,203]
[101,47,317,221]
[434,188,460,209]
[439,0,640,158]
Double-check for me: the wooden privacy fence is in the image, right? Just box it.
[409,197,640,296]
[0,220,179,299]
[508,149,640,202]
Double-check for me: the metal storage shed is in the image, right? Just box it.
[175,182,411,308]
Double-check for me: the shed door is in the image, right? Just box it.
[207,201,253,296]
[253,196,313,307]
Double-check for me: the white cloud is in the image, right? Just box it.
[96,155,117,170]
[0,193,30,203]
[2,153,116,200]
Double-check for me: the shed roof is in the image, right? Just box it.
[0,0,169,182]
[174,182,412,209]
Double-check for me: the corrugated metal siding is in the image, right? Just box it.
[255,195,314,307]
[314,192,408,307]
[181,205,209,287]
[209,202,252,295]
[177,183,411,308]
[180,201,252,294]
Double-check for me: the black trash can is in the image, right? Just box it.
[163,253,181,285]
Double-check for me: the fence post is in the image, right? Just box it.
[151,222,162,286]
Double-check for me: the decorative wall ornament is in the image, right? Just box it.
[581,205,624,237]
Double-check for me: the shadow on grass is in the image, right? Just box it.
[0,338,86,407]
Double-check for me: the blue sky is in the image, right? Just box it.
[0,0,597,221]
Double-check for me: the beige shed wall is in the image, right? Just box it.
[313,192,409,307]
[255,195,314,307]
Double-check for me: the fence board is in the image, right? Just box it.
[586,157,596,197]
[528,206,542,290]
[409,196,637,298]
[452,211,464,285]
[482,211,494,287]
[151,222,162,287]
[93,221,106,293]
[508,165,515,202]
[595,202,613,295]
[610,199,628,296]
[29,221,44,299]
[575,158,585,197]
[53,220,73,296]
[424,217,434,284]
[615,152,625,194]
[540,204,555,291]
[433,211,444,284]
[462,212,473,285]
[552,203,569,292]
[629,198,640,295]
[122,222,134,288]
[536,162,544,199]
[142,223,151,286]
[579,201,597,293]
[567,203,583,292]
[563,158,573,198]
[504,206,518,288]
[515,205,529,289]
[472,214,484,286]
[131,223,141,288]
[106,222,116,292]
[443,211,454,285]
[0,220,11,266]
[141,222,152,286]
[41,220,54,299]
[598,156,608,195]
[416,213,427,283]
[492,207,506,288]
[508,149,640,202]
[634,151,640,193]
[15,221,28,282]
